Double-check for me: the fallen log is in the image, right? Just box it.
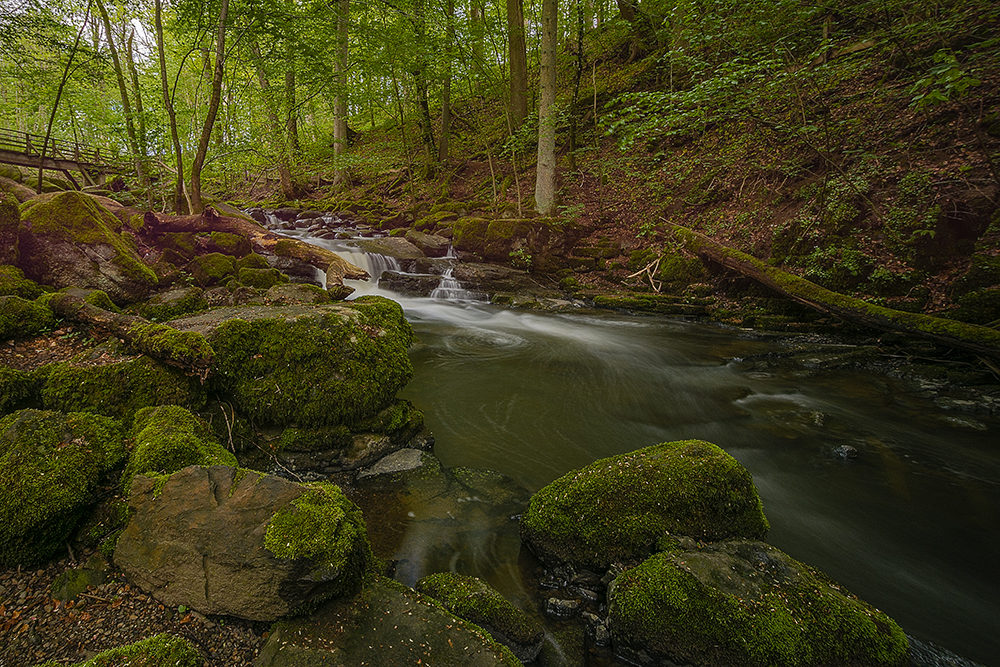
[141,207,369,283]
[47,292,214,381]
[671,224,1000,361]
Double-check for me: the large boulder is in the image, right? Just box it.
[608,540,908,667]
[0,193,19,265]
[0,409,125,567]
[121,405,237,492]
[405,229,452,257]
[254,577,523,667]
[416,572,544,663]
[17,191,157,304]
[0,294,54,340]
[172,296,413,427]
[519,440,769,571]
[114,465,373,621]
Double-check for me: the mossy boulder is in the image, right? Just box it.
[265,282,333,305]
[207,230,251,257]
[255,577,523,667]
[0,409,125,567]
[42,352,206,422]
[43,633,201,667]
[0,193,20,265]
[187,252,237,287]
[608,540,908,667]
[0,265,44,299]
[17,191,156,304]
[238,266,289,289]
[416,573,544,663]
[0,366,36,413]
[137,286,207,321]
[174,296,413,427]
[122,405,237,492]
[236,252,270,270]
[519,440,769,571]
[115,465,373,620]
[0,295,54,340]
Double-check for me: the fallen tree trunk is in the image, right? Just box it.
[671,224,1000,361]
[48,292,214,381]
[141,207,369,283]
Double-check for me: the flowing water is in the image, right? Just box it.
[284,225,1000,665]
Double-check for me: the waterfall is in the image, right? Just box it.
[430,268,485,301]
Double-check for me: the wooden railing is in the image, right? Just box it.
[0,128,126,171]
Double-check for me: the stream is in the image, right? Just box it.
[276,221,1000,666]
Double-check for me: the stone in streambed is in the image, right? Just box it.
[114,465,373,621]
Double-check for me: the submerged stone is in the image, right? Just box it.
[254,577,522,667]
[519,440,769,571]
[0,409,125,567]
[608,540,908,667]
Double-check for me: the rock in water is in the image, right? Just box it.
[608,539,909,667]
[17,191,157,304]
[519,439,769,571]
[114,465,373,621]
[0,409,125,567]
[254,577,522,667]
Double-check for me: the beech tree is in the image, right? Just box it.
[534,0,558,215]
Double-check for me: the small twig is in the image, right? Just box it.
[79,592,111,602]
[66,542,76,565]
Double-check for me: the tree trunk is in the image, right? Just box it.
[250,41,296,199]
[439,0,455,163]
[155,0,187,214]
[333,0,350,183]
[534,0,558,215]
[507,0,528,131]
[190,0,229,214]
[671,224,1000,360]
[94,0,142,185]
[125,29,152,209]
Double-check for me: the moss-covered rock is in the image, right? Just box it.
[0,366,35,414]
[49,633,201,667]
[193,296,413,427]
[122,405,237,492]
[416,573,544,663]
[265,282,333,305]
[238,266,289,289]
[519,440,769,571]
[236,252,270,270]
[0,265,44,299]
[0,295,54,340]
[207,230,251,257]
[0,192,20,265]
[950,287,1000,325]
[42,353,206,422]
[0,409,125,566]
[138,286,207,321]
[17,191,156,304]
[608,541,908,667]
[187,252,237,287]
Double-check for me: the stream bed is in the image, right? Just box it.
[276,219,999,665]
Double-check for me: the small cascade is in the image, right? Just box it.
[430,269,486,301]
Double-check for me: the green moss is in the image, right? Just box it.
[0,295,54,340]
[0,409,125,566]
[42,354,206,422]
[188,252,237,287]
[950,287,1000,325]
[350,399,424,438]
[273,238,298,257]
[138,287,207,321]
[609,545,908,667]
[209,231,251,256]
[520,440,769,571]
[0,265,43,299]
[208,297,413,427]
[126,322,214,371]
[264,481,373,600]
[122,405,236,493]
[238,267,289,289]
[65,632,201,667]
[451,217,491,254]
[159,232,198,260]
[278,425,352,452]
[416,573,543,650]
[83,290,118,312]
[0,366,34,413]
[236,252,270,270]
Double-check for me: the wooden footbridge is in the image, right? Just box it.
[0,128,129,189]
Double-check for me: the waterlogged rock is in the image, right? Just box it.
[416,572,544,663]
[115,465,373,621]
[519,440,769,571]
[608,540,909,667]
[171,296,413,427]
[0,409,125,567]
[17,191,157,304]
[253,577,522,667]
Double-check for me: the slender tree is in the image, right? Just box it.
[333,0,350,182]
[534,0,558,215]
[155,0,188,213]
[189,0,229,213]
[506,0,527,130]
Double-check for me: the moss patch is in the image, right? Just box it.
[238,267,289,289]
[609,543,908,667]
[264,481,373,599]
[58,632,201,667]
[0,265,43,299]
[520,440,769,571]
[122,405,236,493]
[42,354,206,422]
[0,409,125,567]
[237,252,270,270]
[138,287,207,321]
[188,253,237,287]
[0,295,54,340]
